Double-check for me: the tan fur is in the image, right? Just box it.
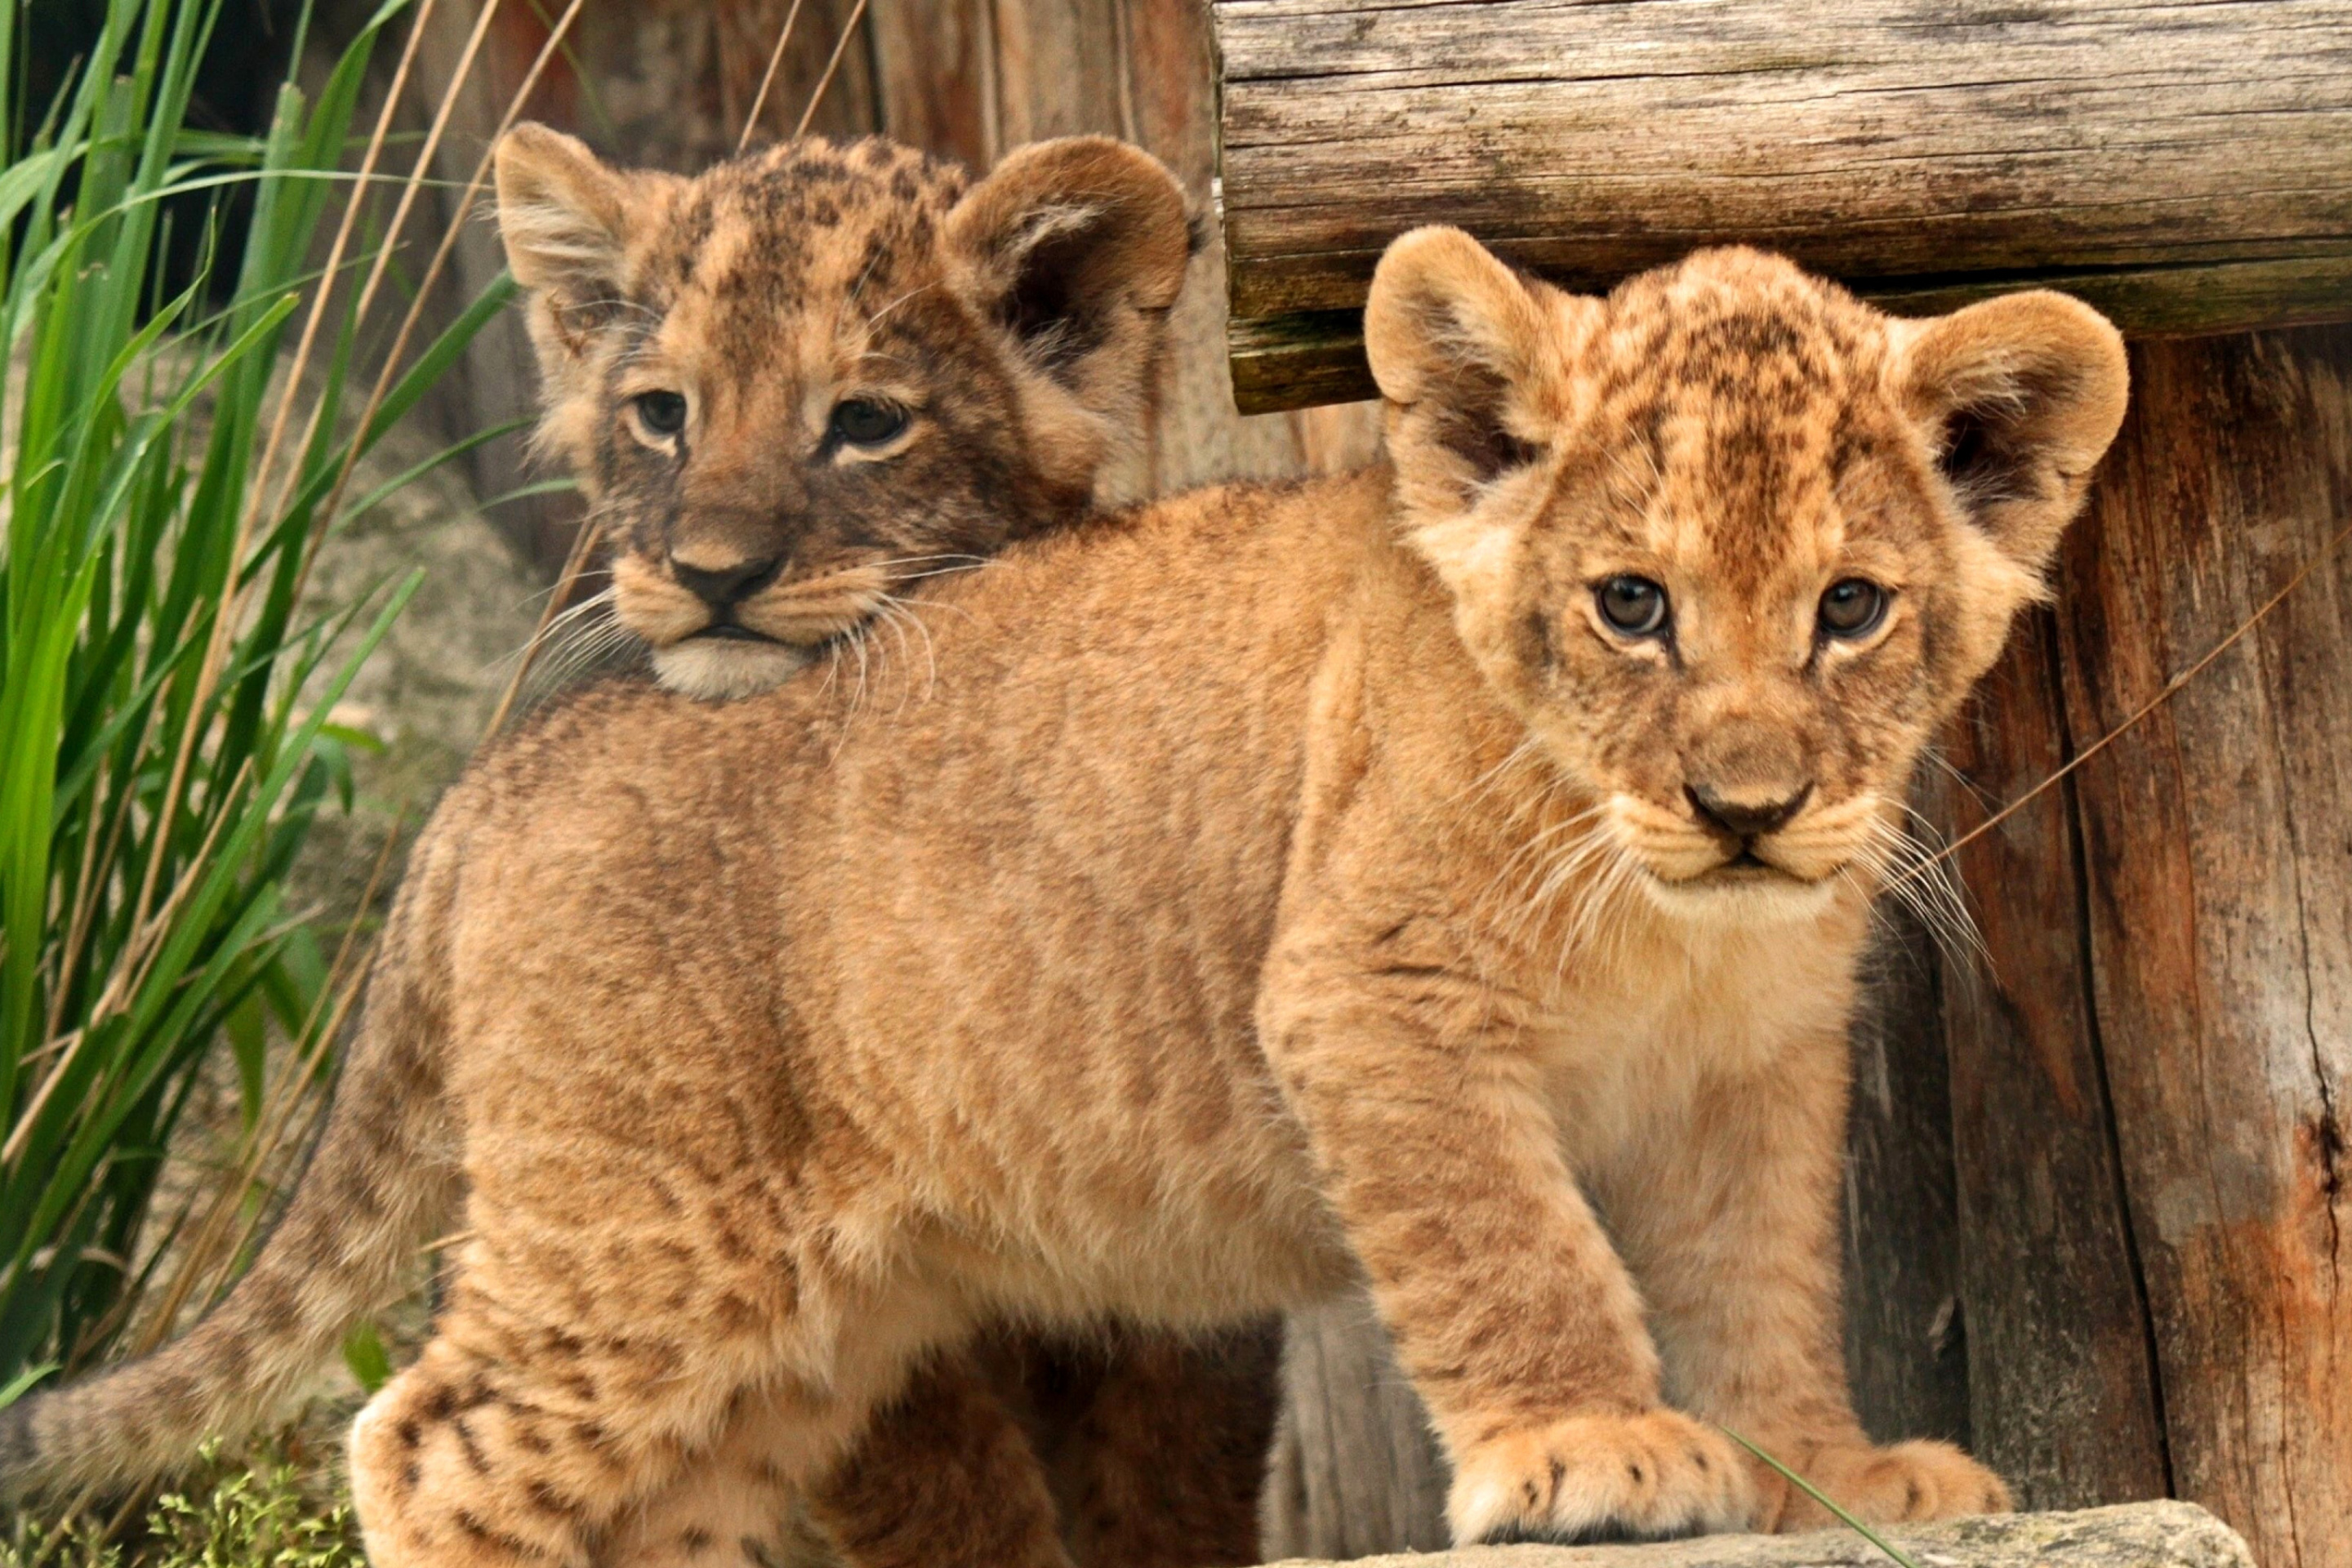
[2,238,2128,1562]
[0,127,1201,1536]
[493,123,1193,700]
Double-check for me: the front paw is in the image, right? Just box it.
[1751,1437,2011,1531]
[1447,1410,1755,1546]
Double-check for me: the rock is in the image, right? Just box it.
[1260,1501,2252,1568]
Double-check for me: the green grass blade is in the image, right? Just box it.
[1716,1427,1927,1568]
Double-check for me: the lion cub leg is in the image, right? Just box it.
[972,1325,1281,1568]
[589,1383,871,1568]
[1260,969,1753,1547]
[602,1350,1072,1568]
[1612,1040,2010,1531]
[346,1269,849,1568]
[1033,1326,1281,1568]
[799,1348,1076,1568]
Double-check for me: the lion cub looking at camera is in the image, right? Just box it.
[1,122,1273,1566]
[497,122,1192,696]
[3,229,2128,1567]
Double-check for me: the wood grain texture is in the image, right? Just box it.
[1259,1294,1451,1558]
[2034,326,2352,1568]
[1933,616,2172,1510]
[870,0,998,167]
[1212,0,2352,409]
[1842,899,1972,1456]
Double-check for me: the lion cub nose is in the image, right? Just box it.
[1686,781,1813,840]
[670,552,783,610]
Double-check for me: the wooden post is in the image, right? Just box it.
[1929,608,2173,1511]
[1951,326,2351,1566]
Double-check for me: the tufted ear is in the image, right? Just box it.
[494,124,637,316]
[946,136,1194,439]
[1890,290,2129,577]
[1364,227,1579,520]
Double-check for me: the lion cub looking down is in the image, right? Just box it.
[1,234,2128,1565]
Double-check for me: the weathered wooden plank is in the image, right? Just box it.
[1212,0,2352,408]
[2039,326,2352,1568]
[1226,256,2352,412]
[1931,614,2172,1510]
[1842,898,1972,1456]
[1259,1293,1451,1558]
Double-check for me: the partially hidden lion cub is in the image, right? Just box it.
[493,123,1190,697]
[497,123,1279,1567]
[0,124,1277,1567]
[2,229,2128,1565]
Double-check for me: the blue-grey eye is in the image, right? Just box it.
[830,399,908,447]
[634,390,687,437]
[1597,575,1668,637]
[1819,578,1889,639]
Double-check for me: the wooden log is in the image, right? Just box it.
[1263,1500,2254,1568]
[1260,1294,1451,1557]
[1991,323,2349,1568]
[1929,612,2174,1512]
[1210,0,2352,410]
[1842,898,1972,1455]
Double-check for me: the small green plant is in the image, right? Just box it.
[0,0,510,1394]
[1,1444,363,1568]
[143,1450,365,1568]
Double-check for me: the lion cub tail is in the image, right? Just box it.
[0,828,467,1501]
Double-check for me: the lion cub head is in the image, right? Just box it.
[1365,234,2127,918]
[494,128,1192,699]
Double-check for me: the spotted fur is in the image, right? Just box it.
[496,122,1196,699]
[0,126,1233,1566]
[0,238,2129,1566]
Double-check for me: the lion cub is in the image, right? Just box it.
[0,123,1254,1564]
[2,232,2129,1565]
[495,122,1192,697]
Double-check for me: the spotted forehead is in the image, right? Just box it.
[1579,253,1909,574]
[639,138,970,343]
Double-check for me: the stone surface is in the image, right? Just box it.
[1262,1502,2252,1568]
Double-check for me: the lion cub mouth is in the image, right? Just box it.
[1707,856,1810,888]
[650,633,816,701]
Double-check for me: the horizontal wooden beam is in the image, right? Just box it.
[1227,254,2352,413]
[1213,0,2352,411]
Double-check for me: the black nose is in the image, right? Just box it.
[670,554,782,609]
[1686,781,1813,840]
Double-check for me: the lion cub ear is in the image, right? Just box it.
[1889,291,2129,577]
[946,137,1192,476]
[1364,226,1578,519]
[494,124,644,339]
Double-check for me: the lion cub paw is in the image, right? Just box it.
[1754,1437,2011,1531]
[1447,1410,1756,1546]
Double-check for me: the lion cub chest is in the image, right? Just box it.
[1526,906,1864,1174]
